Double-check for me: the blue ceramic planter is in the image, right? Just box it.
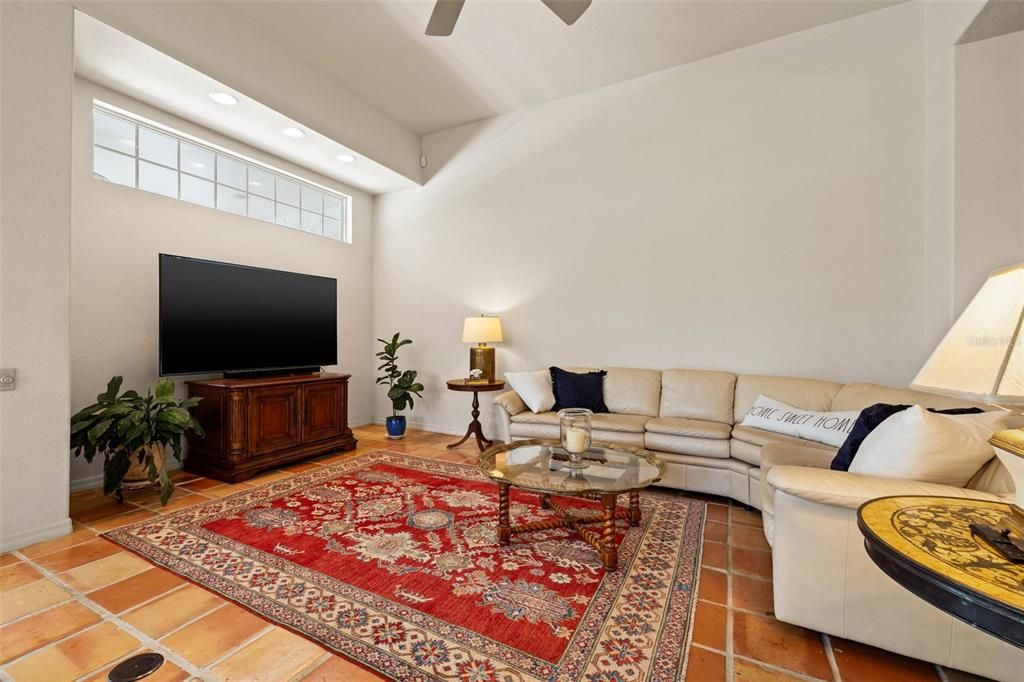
[386,415,407,439]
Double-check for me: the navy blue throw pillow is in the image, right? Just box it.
[830,403,984,471]
[550,367,608,413]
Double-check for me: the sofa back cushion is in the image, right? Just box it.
[603,368,662,417]
[660,369,737,424]
[830,382,988,412]
[734,374,843,423]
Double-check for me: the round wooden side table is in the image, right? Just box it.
[858,495,1024,648]
[446,379,505,452]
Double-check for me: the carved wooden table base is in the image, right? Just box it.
[496,483,640,571]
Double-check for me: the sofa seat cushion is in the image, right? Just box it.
[508,425,644,447]
[511,411,560,425]
[511,411,649,434]
[646,417,731,439]
[645,432,731,458]
[732,425,836,451]
[593,413,651,433]
[731,425,836,466]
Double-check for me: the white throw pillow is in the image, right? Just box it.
[505,370,556,414]
[740,395,859,447]
[850,406,1017,487]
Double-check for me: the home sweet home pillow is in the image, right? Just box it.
[741,395,859,447]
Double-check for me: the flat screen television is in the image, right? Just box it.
[159,254,337,377]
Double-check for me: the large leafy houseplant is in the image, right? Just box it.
[70,376,204,505]
[376,333,424,438]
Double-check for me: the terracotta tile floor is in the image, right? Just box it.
[0,425,991,681]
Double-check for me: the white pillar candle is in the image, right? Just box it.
[565,426,588,453]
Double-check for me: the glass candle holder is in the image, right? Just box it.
[558,408,593,469]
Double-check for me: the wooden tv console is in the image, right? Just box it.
[184,372,357,482]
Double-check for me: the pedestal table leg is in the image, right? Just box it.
[448,390,494,452]
[600,494,618,571]
[498,482,512,546]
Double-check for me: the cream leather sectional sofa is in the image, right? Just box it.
[494,367,985,510]
[495,367,1021,680]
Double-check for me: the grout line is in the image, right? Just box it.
[14,527,99,557]
[197,622,274,672]
[294,651,333,675]
[733,653,834,682]
[8,550,206,680]
[290,651,334,681]
[725,502,735,682]
[822,633,842,681]
[0,583,77,627]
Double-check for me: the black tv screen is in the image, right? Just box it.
[159,255,337,376]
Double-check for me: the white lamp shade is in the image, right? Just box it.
[462,316,503,344]
[911,262,1024,405]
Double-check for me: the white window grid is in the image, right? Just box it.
[91,102,351,243]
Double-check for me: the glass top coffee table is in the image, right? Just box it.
[478,439,665,571]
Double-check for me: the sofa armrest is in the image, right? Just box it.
[767,465,1008,511]
[494,390,527,417]
[760,444,836,511]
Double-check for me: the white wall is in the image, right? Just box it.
[922,0,989,344]
[954,30,1024,312]
[70,79,376,489]
[0,1,75,551]
[75,1,422,185]
[373,2,992,437]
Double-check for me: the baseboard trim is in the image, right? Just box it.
[1,517,73,553]
[70,458,184,493]
[371,417,466,437]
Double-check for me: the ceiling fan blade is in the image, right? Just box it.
[540,0,591,26]
[425,0,466,36]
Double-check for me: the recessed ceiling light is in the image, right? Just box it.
[282,127,305,138]
[209,91,238,106]
[336,154,357,163]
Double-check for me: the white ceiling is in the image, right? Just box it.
[74,12,418,195]
[225,0,903,136]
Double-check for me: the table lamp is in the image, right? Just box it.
[462,315,503,383]
[911,262,1023,559]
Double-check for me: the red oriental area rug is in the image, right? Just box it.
[105,451,705,681]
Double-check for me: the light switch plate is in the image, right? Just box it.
[0,368,14,391]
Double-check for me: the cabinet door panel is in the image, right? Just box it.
[302,382,343,443]
[248,386,300,455]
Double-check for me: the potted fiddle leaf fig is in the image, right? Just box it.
[70,376,204,505]
[375,333,424,439]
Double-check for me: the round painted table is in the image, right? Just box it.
[857,495,1024,648]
